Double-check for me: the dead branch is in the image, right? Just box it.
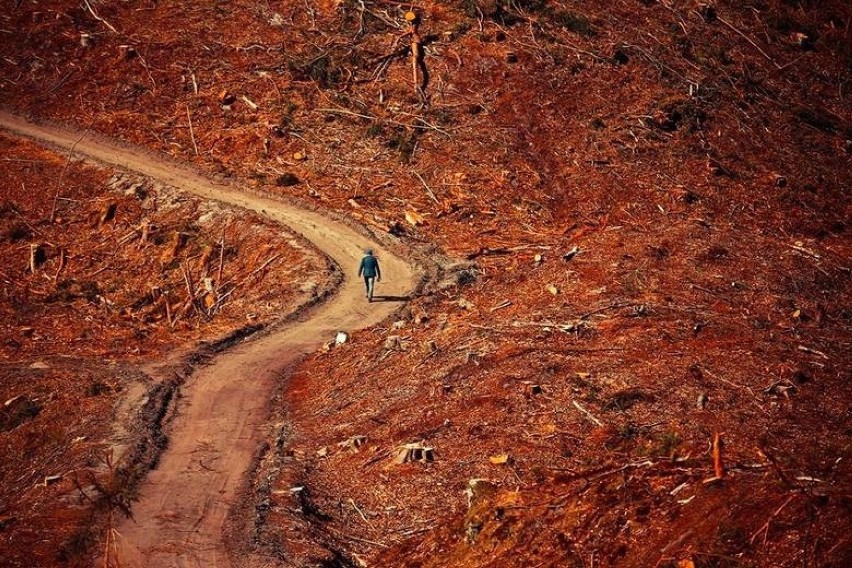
[413,171,439,204]
[82,0,119,35]
[50,134,85,223]
[186,104,199,156]
[216,228,225,290]
[244,254,283,280]
[580,301,633,320]
[717,16,781,70]
[712,432,725,479]
[572,400,604,427]
[750,494,796,545]
[54,248,66,279]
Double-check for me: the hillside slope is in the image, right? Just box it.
[1,1,849,566]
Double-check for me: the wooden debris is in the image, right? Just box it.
[797,344,828,359]
[572,400,604,427]
[335,331,349,345]
[349,498,370,523]
[29,243,46,273]
[43,474,62,486]
[489,454,509,465]
[241,95,259,111]
[404,11,424,96]
[704,432,726,483]
[562,246,579,261]
[338,435,367,452]
[405,210,425,226]
[789,242,821,260]
[98,201,117,225]
[186,105,199,156]
[546,284,559,295]
[713,432,725,478]
[83,0,118,34]
[4,395,22,407]
[413,171,439,204]
[465,479,497,508]
[218,90,236,106]
[139,219,151,246]
[750,494,796,545]
[384,335,402,350]
[53,248,66,279]
[161,231,186,263]
[393,442,434,464]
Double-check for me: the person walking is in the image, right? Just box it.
[358,248,381,302]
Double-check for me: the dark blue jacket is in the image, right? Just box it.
[358,254,381,278]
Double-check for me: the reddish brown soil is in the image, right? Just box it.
[0,1,850,567]
[0,134,330,567]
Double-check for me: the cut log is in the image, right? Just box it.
[98,201,117,225]
[139,219,150,246]
[393,442,434,464]
[29,243,46,273]
[161,231,186,263]
[338,435,367,452]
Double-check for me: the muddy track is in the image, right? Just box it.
[0,111,418,567]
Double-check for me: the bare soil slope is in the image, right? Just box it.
[0,112,418,567]
[0,1,850,567]
[0,128,332,566]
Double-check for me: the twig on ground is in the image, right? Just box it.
[186,104,199,156]
[580,302,632,320]
[717,16,781,69]
[413,171,439,204]
[50,134,85,223]
[572,400,604,427]
[750,494,796,545]
[83,0,119,34]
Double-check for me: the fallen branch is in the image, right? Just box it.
[245,254,283,280]
[796,345,829,360]
[580,301,633,320]
[750,494,796,545]
[712,432,725,479]
[50,134,85,223]
[54,248,66,279]
[185,104,199,156]
[216,228,225,290]
[717,16,781,69]
[83,0,119,35]
[572,400,604,427]
[413,171,438,204]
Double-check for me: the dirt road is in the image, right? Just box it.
[0,111,418,567]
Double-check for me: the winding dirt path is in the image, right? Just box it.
[0,111,418,567]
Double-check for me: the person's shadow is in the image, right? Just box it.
[371,295,410,303]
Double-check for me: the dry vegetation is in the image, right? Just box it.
[0,0,850,567]
[0,134,330,566]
